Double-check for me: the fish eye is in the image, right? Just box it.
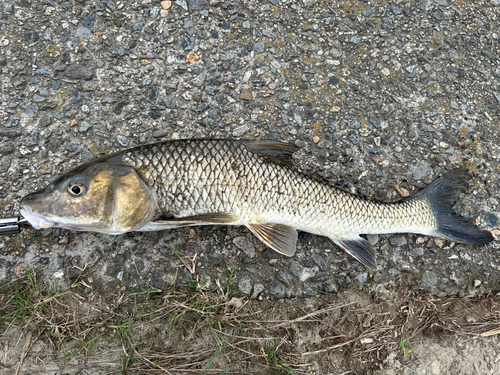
[67,178,88,196]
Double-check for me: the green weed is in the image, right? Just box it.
[265,340,297,375]
[399,321,415,356]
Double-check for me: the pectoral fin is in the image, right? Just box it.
[150,213,239,229]
[331,236,377,270]
[247,223,298,257]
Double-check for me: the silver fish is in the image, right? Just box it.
[20,139,493,268]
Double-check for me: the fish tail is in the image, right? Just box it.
[416,168,494,245]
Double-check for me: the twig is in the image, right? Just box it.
[15,331,32,375]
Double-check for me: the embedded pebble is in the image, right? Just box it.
[412,162,432,180]
[233,236,255,258]
[422,271,438,288]
[238,276,252,295]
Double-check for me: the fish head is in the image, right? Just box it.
[20,161,156,234]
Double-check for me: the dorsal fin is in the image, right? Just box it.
[238,140,299,163]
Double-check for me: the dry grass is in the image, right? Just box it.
[1,262,500,374]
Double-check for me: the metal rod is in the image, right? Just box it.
[0,216,31,235]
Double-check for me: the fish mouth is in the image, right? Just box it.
[19,205,89,231]
[20,205,57,230]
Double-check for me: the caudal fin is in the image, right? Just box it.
[416,168,494,245]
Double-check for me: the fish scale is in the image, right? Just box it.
[20,139,494,269]
[122,139,435,237]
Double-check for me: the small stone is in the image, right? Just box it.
[161,0,172,9]
[5,116,19,127]
[349,36,361,44]
[412,162,432,180]
[150,6,160,17]
[434,238,445,248]
[176,0,188,11]
[48,259,64,272]
[186,51,197,63]
[79,121,91,133]
[366,234,379,246]
[194,104,210,114]
[65,64,93,80]
[289,262,302,278]
[485,212,499,227]
[181,38,194,51]
[240,89,253,101]
[324,282,338,293]
[233,236,255,258]
[492,91,500,104]
[381,67,390,76]
[388,268,401,277]
[302,23,312,31]
[254,41,265,53]
[406,65,416,73]
[35,68,52,75]
[153,129,169,138]
[110,44,126,56]
[0,156,12,173]
[474,279,481,287]
[362,8,374,17]
[149,111,161,120]
[2,4,13,15]
[368,116,380,128]
[411,248,424,259]
[269,280,286,299]
[430,360,440,374]
[390,235,407,247]
[307,275,331,283]
[433,12,444,21]
[355,273,368,285]
[238,276,252,295]
[312,136,320,144]
[114,253,125,267]
[33,94,46,102]
[73,26,92,40]
[232,125,249,137]
[312,254,327,271]
[191,72,206,87]
[278,92,291,102]
[251,283,265,299]
[82,16,95,30]
[163,97,179,109]
[295,140,306,148]
[116,271,124,281]
[38,115,52,127]
[422,270,438,288]
[328,77,340,85]
[116,135,129,147]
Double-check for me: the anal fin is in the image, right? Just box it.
[150,213,239,229]
[332,236,377,269]
[247,223,298,257]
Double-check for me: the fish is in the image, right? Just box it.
[19,139,494,269]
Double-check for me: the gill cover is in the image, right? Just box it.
[111,167,156,232]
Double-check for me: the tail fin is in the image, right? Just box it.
[416,168,494,245]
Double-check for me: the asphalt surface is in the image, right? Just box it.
[1,0,500,301]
